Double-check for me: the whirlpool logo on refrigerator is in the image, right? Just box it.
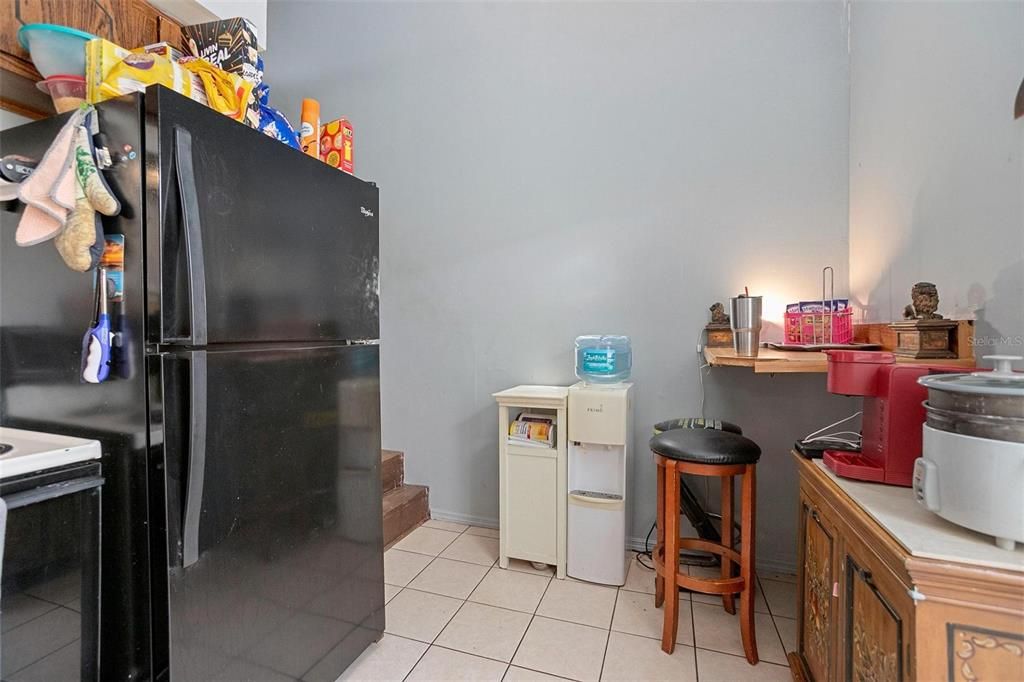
[360,207,374,217]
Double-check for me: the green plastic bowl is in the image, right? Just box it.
[18,23,96,78]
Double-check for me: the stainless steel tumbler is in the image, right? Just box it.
[730,296,763,357]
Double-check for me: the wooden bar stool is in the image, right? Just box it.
[650,427,761,663]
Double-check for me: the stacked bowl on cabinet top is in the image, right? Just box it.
[18,24,92,113]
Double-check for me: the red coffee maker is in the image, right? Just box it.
[822,350,959,487]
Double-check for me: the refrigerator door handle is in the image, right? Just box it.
[182,350,207,568]
[174,126,208,346]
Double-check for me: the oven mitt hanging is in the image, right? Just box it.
[54,119,117,271]
[54,174,103,272]
[15,108,85,246]
[74,116,120,216]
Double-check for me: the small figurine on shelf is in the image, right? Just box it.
[892,281,956,358]
[903,282,944,320]
[709,302,730,326]
[705,301,733,348]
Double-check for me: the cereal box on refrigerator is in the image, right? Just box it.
[319,118,354,174]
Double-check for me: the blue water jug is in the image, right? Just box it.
[575,335,632,384]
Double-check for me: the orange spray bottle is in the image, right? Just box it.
[299,98,320,158]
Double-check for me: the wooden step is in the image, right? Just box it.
[381,449,404,494]
[383,484,429,547]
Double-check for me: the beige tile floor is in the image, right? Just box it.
[341,521,797,681]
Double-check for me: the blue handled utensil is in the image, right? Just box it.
[82,266,111,383]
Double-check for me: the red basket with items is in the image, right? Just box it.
[784,300,853,345]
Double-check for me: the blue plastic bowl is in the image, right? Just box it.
[18,24,96,78]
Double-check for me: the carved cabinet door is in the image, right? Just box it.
[797,493,839,681]
[842,542,911,682]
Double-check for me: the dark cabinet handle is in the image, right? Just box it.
[854,565,891,608]
[855,566,875,587]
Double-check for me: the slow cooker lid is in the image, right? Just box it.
[919,355,1024,396]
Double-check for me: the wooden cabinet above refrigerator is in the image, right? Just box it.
[0,0,182,119]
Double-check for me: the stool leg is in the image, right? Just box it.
[662,460,680,654]
[720,475,735,615]
[740,464,758,665]
[655,457,665,607]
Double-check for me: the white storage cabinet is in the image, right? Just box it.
[493,385,568,579]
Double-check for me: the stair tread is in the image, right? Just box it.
[381,450,405,494]
[382,483,429,547]
[383,483,427,512]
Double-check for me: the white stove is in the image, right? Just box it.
[0,427,101,480]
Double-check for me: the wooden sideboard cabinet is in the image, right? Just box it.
[0,0,182,118]
[789,454,1024,682]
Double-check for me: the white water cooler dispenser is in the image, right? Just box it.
[567,381,633,585]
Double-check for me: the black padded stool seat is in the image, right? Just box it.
[650,419,746,562]
[653,418,742,435]
[650,428,761,465]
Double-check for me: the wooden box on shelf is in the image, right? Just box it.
[889,319,960,359]
[704,323,733,348]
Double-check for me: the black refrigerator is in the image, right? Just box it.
[0,87,384,681]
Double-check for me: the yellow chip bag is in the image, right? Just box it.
[85,39,255,126]
[179,58,254,124]
[86,39,206,105]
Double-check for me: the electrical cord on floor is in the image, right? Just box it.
[633,495,742,572]
[633,522,742,570]
[635,522,656,570]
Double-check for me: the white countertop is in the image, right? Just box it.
[493,385,570,399]
[0,427,102,480]
[493,385,570,408]
[815,460,1024,573]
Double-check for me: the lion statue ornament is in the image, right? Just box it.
[903,282,944,320]
[709,302,730,326]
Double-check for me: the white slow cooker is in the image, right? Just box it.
[913,355,1024,551]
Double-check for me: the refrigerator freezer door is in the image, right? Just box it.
[150,343,383,681]
[145,87,379,345]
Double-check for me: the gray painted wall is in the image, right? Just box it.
[849,1,1024,354]
[266,0,856,572]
